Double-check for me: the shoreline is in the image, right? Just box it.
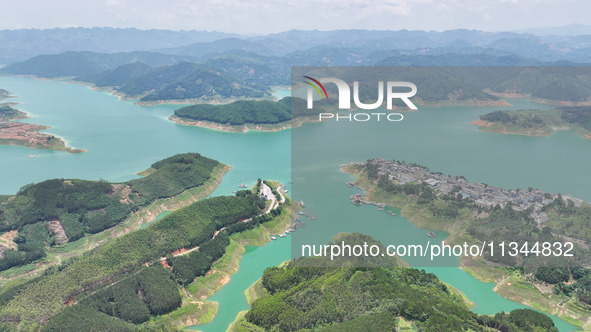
[485,90,591,107]
[340,163,590,330]
[1,163,231,282]
[68,79,276,106]
[7,74,591,109]
[182,194,293,330]
[0,94,85,153]
[470,119,591,140]
[418,98,512,107]
[169,115,325,133]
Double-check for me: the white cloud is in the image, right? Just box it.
[0,0,589,34]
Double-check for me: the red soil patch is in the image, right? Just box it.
[470,119,495,127]
[171,247,189,256]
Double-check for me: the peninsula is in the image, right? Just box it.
[0,164,291,331]
[472,107,591,139]
[0,90,85,152]
[228,233,559,332]
[343,158,591,329]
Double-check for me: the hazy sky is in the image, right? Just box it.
[0,0,588,34]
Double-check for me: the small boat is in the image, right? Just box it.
[279,233,286,238]
[270,236,277,240]
[27,155,37,159]
[285,230,291,234]
[387,210,393,213]
[378,208,384,211]
[238,184,248,188]
[391,213,397,216]
[426,232,436,238]
[232,191,237,194]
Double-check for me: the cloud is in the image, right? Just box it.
[0,0,589,34]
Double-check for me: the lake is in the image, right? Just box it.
[0,76,585,331]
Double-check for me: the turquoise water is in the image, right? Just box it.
[0,77,585,331]
[272,86,291,100]
[187,238,291,331]
[0,76,291,195]
[140,211,171,229]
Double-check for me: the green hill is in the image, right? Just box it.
[116,61,269,102]
[238,233,558,332]
[475,106,591,137]
[0,153,219,272]
[0,190,269,330]
[0,104,27,122]
[78,61,152,87]
[174,97,292,126]
[0,51,196,77]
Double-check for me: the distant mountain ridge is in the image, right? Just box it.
[3,50,589,104]
[3,28,591,103]
[4,28,591,65]
[0,27,237,63]
[0,51,198,77]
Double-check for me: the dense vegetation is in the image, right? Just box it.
[41,265,183,331]
[8,50,591,105]
[480,110,544,129]
[74,265,181,325]
[0,153,219,271]
[175,98,291,126]
[0,190,266,329]
[244,234,558,331]
[0,104,26,122]
[78,61,152,87]
[41,305,136,332]
[478,106,591,136]
[125,62,267,102]
[560,106,591,130]
[169,192,281,286]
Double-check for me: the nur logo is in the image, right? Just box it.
[303,76,418,111]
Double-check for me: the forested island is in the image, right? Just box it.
[0,90,84,153]
[0,152,292,331]
[229,233,559,332]
[472,107,591,139]
[342,159,591,329]
[171,97,320,132]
